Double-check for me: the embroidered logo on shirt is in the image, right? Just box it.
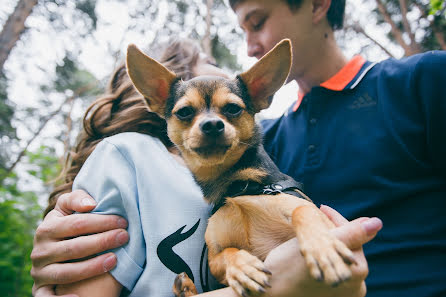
[157,219,200,282]
[349,93,377,109]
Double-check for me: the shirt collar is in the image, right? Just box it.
[293,55,373,112]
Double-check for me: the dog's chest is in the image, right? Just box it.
[208,193,308,261]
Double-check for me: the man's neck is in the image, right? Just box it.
[294,35,348,94]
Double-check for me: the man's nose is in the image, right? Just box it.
[246,34,262,58]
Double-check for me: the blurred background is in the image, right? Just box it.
[0,0,444,295]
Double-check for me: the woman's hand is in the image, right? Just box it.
[264,205,382,297]
[31,190,129,297]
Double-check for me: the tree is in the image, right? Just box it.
[344,0,446,58]
[0,0,38,76]
[0,146,59,297]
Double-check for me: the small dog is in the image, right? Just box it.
[126,39,355,297]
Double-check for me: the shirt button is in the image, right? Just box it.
[310,118,317,125]
[308,145,316,153]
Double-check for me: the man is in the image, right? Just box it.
[31,0,445,296]
[230,0,446,296]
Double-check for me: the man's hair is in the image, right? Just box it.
[229,0,345,30]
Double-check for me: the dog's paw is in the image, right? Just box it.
[173,272,198,297]
[300,233,356,286]
[226,250,271,297]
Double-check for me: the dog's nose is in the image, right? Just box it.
[200,118,225,137]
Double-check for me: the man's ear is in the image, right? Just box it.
[239,39,292,112]
[126,44,177,116]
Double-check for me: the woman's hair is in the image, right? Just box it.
[44,38,202,216]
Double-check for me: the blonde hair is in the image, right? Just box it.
[45,38,202,216]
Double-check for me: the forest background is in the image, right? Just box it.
[0,0,444,296]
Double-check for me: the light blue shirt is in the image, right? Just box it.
[73,132,219,296]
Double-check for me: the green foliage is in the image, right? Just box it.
[212,35,242,71]
[26,146,62,184]
[53,54,100,95]
[75,0,98,29]
[429,0,445,15]
[371,0,446,53]
[0,73,16,171]
[0,145,60,297]
[0,183,41,297]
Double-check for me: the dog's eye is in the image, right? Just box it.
[222,103,243,118]
[175,106,195,120]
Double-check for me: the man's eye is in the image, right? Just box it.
[252,17,266,31]
[222,103,243,117]
[175,106,195,120]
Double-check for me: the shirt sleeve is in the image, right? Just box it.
[414,51,446,175]
[72,139,145,291]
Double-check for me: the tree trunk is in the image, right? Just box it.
[202,0,214,57]
[0,0,39,75]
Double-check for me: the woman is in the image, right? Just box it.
[31,38,378,297]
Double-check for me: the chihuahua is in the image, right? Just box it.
[126,39,355,297]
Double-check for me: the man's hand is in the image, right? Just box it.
[264,205,382,297]
[31,190,129,297]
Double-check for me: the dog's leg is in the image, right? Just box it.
[172,272,198,297]
[291,204,356,286]
[206,204,271,297]
[208,247,271,297]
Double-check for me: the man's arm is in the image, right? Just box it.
[196,206,380,297]
[31,190,129,297]
[32,190,380,297]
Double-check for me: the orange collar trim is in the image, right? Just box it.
[320,55,366,91]
[293,55,366,112]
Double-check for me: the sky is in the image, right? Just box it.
[3,0,401,122]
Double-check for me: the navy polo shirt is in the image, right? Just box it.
[261,52,446,297]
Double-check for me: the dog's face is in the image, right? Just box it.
[164,77,256,166]
[126,39,292,168]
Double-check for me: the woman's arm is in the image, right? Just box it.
[55,272,122,297]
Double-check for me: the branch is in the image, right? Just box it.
[398,0,420,52]
[375,0,412,55]
[0,0,39,75]
[0,83,96,182]
[348,21,396,58]
[202,0,214,57]
[413,3,445,50]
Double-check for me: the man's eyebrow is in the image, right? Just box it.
[243,9,260,24]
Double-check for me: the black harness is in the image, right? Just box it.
[200,179,308,291]
[212,179,307,214]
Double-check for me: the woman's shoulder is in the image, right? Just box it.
[103,132,163,148]
[97,132,167,160]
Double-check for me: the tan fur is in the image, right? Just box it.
[239,40,292,112]
[126,40,354,297]
[231,168,268,183]
[212,87,246,109]
[172,88,206,114]
[126,44,176,115]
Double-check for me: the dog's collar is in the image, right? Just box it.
[212,179,306,214]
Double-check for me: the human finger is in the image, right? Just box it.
[32,228,128,267]
[37,212,127,240]
[320,204,351,227]
[31,253,117,285]
[54,190,97,216]
[331,218,383,250]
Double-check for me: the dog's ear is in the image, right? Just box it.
[126,44,177,117]
[239,39,292,112]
